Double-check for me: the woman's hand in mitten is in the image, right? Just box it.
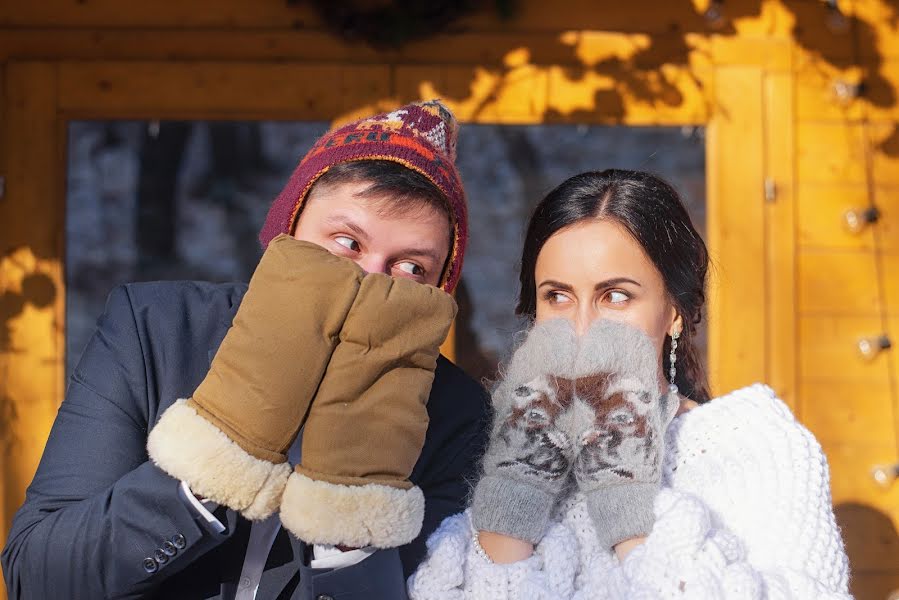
[470,318,583,546]
[569,319,680,551]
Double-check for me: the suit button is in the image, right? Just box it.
[142,557,158,573]
[154,548,169,564]
[171,533,186,549]
[162,541,177,557]
[316,596,335,600]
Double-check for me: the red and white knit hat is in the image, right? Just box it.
[259,100,468,293]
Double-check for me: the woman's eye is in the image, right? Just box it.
[334,236,360,252]
[396,262,424,277]
[606,290,629,304]
[547,292,572,305]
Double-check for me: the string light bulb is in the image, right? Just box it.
[825,0,849,33]
[703,0,725,29]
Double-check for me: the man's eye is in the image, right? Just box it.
[334,236,360,252]
[396,262,424,276]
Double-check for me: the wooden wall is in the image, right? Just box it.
[0,0,897,597]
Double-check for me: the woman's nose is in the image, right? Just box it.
[574,304,598,336]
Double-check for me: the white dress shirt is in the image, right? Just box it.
[181,430,374,599]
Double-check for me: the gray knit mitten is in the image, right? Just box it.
[470,319,581,544]
[571,319,680,550]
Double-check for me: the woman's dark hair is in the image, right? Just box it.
[517,169,711,402]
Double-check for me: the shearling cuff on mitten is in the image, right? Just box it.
[279,469,425,548]
[148,399,292,520]
[148,236,366,521]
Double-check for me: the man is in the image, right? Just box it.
[2,101,488,600]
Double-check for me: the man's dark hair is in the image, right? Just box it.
[310,159,449,220]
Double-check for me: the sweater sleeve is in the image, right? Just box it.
[573,488,850,600]
[407,511,580,599]
[579,384,852,600]
[408,385,852,600]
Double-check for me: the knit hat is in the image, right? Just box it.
[259,100,468,293]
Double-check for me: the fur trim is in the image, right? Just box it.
[147,399,291,520]
[574,319,659,386]
[280,471,424,548]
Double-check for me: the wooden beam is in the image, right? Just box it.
[706,65,767,395]
[0,62,65,600]
[55,61,392,120]
[0,0,770,36]
[0,0,322,29]
[763,69,798,411]
[0,29,711,68]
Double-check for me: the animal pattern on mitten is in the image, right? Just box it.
[573,373,669,490]
[490,372,665,488]
[482,318,675,492]
[494,374,578,482]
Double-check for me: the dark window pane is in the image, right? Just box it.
[66,121,705,382]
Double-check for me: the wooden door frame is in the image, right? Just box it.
[0,54,794,569]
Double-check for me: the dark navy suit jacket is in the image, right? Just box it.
[2,281,489,599]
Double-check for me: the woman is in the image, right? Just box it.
[408,170,850,599]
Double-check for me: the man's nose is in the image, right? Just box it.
[356,255,390,276]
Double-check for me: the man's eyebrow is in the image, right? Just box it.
[324,215,370,241]
[397,247,443,264]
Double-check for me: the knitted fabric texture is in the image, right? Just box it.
[408,384,851,599]
[472,319,679,548]
[572,320,681,550]
[471,319,581,544]
[258,100,468,292]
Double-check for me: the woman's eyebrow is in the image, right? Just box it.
[594,277,642,290]
[538,279,574,291]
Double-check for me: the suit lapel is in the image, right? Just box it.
[210,287,302,599]
[255,528,306,599]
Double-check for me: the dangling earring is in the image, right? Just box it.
[668,330,680,394]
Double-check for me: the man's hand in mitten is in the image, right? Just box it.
[148,234,363,519]
[279,273,457,549]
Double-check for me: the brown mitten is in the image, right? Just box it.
[148,234,364,519]
[279,273,457,548]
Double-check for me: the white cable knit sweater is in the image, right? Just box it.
[408,384,851,599]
